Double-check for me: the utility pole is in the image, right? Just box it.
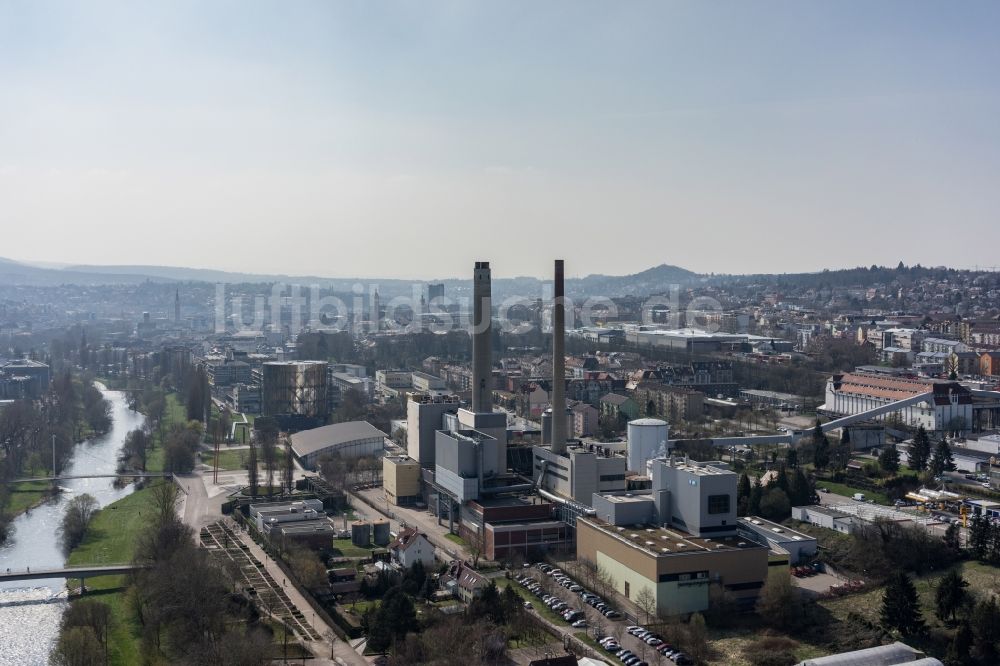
[52,434,57,478]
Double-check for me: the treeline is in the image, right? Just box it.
[53,483,274,665]
[0,371,111,542]
[367,577,539,666]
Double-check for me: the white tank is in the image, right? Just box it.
[628,418,669,473]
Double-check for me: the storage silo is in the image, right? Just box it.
[627,418,670,473]
[351,521,371,548]
[372,519,391,546]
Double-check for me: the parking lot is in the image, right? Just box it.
[514,563,693,666]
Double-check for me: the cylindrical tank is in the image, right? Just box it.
[627,418,670,473]
[540,409,552,445]
[351,521,371,548]
[372,519,391,546]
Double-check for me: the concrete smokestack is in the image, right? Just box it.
[471,261,493,413]
[550,259,567,454]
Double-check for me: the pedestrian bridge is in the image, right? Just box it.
[0,564,146,583]
[5,473,171,484]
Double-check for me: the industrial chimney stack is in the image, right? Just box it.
[550,259,567,454]
[471,261,493,414]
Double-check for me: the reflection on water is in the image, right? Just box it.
[0,390,142,666]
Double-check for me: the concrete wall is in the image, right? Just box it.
[591,492,656,526]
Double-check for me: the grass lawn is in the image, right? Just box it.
[6,479,54,516]
[819,481,890,505]
[65,482,162,666]
[444,532,467,547]
[199,448,248,471]
[331,538,375,559]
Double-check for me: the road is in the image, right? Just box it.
[353,487,474,563]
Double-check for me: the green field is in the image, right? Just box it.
[818,481,890,505]
[199,448,249,471]
[64,482,162,666]
[331,538,376,559]
[445,532,468,547]
[5,479,54,516]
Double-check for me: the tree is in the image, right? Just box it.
[282,441,295,493]
[635,585,657,624]
[737,473,751,516]
[945,623,974,666]
[756,572,806,631]
[971,597,1000,664]
[60,493,99,553]
[943,523,961,552]
[685,612,709,664]
[930,437,956,476]
[788,468,813,506]
[759,488,791,522]
[880,570,925,636]
[748,477,763,516]
[812,423,830,470]
[247,443,259,497]
[51,626,104,666]
[786,448,798,469]
[910,426,931,472]
[879,443,900,474]
[935,569,968,622]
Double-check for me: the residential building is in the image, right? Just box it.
[600,393,640,423]
[572,402,599,438]
[440,560,488,602]
[388,527,436,569]
[633,382,705,421]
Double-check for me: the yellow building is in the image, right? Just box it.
[576,517,768,618]
[383,455,421,505]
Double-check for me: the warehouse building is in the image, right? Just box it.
[289,421,387,470]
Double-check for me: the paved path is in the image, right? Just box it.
[353,488,473,563]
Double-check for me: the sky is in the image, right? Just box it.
[1,1,999,280]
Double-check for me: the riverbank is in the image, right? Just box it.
[63,482,161,666]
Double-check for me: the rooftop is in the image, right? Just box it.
[581,517,759,557]
[290,421,387,457]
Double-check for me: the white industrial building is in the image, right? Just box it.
[289,421,387,470]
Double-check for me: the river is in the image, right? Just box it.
[0,389,144,666]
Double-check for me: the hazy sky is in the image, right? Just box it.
[2,1,999,280]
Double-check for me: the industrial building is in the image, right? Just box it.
[406,393,461,467]
[382,454,421,505]
[0,358,51,399]
[261,360,330,426]
[737,516,817,564]
[289,420,387,470]
[576,517,768,616]
[796,642,942,666]
[459,496,573,562]
[434,429,500,502]
[821,372,972,433]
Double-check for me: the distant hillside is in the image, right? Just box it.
[0,257,175,286]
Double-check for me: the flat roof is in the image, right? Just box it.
[740,516,815,544]
[798,505,853,520]
[581,517,761,557]
[602,493,653,504]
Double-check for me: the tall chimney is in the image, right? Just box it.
[471,261,493,413]
[550,259,567,454]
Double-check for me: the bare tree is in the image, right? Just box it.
[635,585,657,624]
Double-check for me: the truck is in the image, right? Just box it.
[853,493,866,501]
